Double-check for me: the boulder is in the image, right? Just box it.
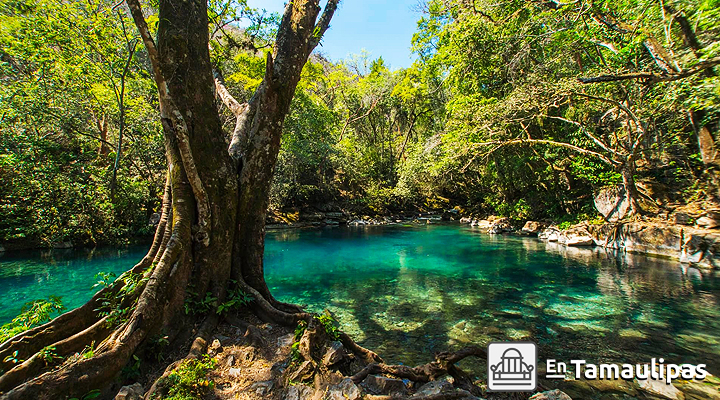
[673,212,694,226]
[529,389,573,400]
[289,360,315,383]
[114,383,144,400]
[249,380,274,396]
[488,218,513,234]
[594,186,630,222]
[322,341,346,366]
[362,375,408,396]
[522,221,547,235]
[680,231,720,268]
[52,241,73,249]
[285,384,316,400]
[559,227,594,247]
[636,378,684,400]
[413,380,453,397]
[697,210,720,229]
[539,227,561,242]
[460,217,472,224]
[325,378,362,400]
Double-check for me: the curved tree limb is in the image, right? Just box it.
[578,56,720,84]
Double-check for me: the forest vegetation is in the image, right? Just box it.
[2,0,717,247]
[0,0,718,398]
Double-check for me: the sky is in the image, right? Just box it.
[244,0,422,70]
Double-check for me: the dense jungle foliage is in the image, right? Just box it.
[1,0,718,246]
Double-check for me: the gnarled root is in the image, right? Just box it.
[351,347,487,397]
[143,315,219,400]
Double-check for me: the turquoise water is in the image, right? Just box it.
[2,224,719,375]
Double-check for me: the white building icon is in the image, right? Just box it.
[487,342,537,391]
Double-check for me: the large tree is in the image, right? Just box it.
[0,0,363,398]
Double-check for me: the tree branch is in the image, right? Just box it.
[308,0,340,54]
[578,56,720,84]
[471,138,617,166]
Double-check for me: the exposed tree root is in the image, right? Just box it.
[143,315,218,400]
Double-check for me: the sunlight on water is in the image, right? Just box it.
[1,224,719,377]
[263,224,720,373]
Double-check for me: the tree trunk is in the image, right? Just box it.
[0,1,339,398]
[620,161,641,217]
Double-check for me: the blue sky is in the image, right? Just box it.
[245,0,422,70]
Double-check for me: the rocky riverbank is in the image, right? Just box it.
[265,209,452,229]
[460,211,720,269]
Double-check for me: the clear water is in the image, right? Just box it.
[2,224,719,376]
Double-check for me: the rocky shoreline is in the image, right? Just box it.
[458,214,719,270]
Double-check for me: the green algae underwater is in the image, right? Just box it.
[1,224,719,375]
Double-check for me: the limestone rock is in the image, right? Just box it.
[561,227,594,247]
[460,217,472,224]
[286,384,316,400]
[472,219,492,229]
[414,380,453,397]
[679,231,720,269]
[228,367,243,378]
[697,210,720,229]
[594,186,630,222]
[529,389,573,400]
[249,380,274,396]
[362,374,408,396]
[488,217,513,234]
[52,241,73,249]
[636,378,684,400]
[522,221,547,235]
[322,341,346,366]
[325,378,361,400]
[289,360,315,383]
[114,383,144,400]
[539,227,560,241]
[673,212,694,225]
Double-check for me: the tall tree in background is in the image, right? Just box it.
[0,0,357,398]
